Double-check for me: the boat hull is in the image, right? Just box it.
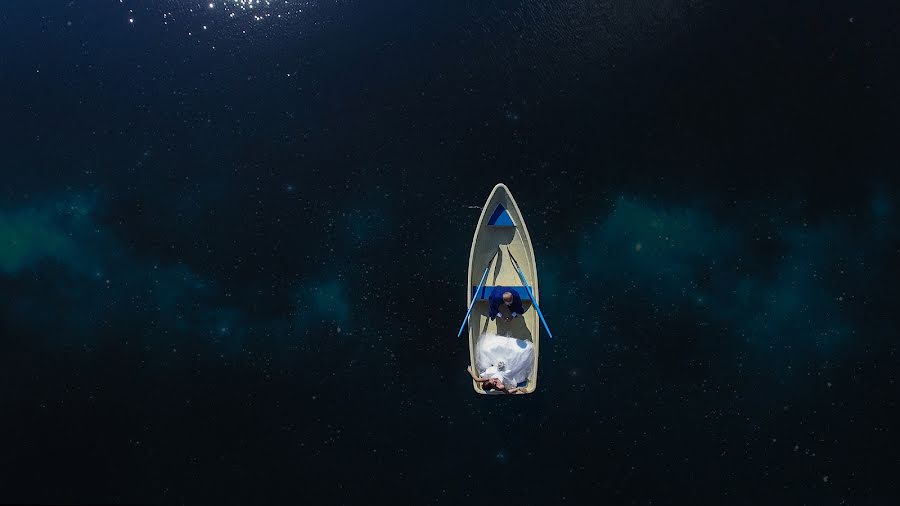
[467,183,540,394]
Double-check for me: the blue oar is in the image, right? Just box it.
[457,248,500,337]
[506,247,553,339]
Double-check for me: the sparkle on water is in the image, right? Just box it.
[122,0,309,29]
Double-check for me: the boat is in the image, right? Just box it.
[460,183,551,394]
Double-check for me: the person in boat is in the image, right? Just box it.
[488,286,527,321]
[467,365,525,394]
[468,332,535,393]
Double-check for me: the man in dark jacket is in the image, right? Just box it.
[488,286,527,321]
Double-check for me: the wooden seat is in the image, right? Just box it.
[471,285,532,301]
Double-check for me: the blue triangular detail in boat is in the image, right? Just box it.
[487,204,515,227]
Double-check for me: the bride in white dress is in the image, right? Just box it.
[469,333,535,393]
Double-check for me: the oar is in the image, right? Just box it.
[457,248,500,338]
[506,246,553,339]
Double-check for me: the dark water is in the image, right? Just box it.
[2,0,899,503]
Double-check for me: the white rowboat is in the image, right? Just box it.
[464,183,545,394]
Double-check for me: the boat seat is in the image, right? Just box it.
[471,285,532,301]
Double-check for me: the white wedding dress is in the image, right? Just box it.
[475,333,535,387]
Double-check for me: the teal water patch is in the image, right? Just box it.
[574,195,870,353]
[0,206,77,274]
[0,195,250,350]
[871,194,892,218]
[294,278,350,327]
[0,193,102,277]
[578,196,738,289]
